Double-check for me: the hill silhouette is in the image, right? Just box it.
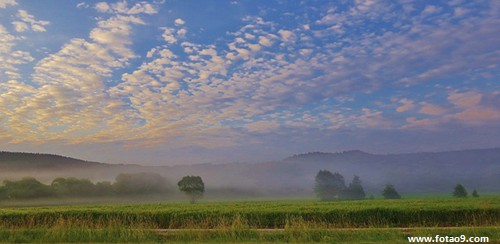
[0,151,104,170]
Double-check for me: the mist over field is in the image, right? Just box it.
[1,148,498,202]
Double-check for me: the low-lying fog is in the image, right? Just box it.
[0,148,498,204]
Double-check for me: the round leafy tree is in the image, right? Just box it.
[382,184,401,199]
[178,176,205,203]
[453,184,468,198]
[314,170,346,201]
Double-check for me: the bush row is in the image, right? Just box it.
[0,173,171,199]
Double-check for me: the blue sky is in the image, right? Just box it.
[0,0,499,165]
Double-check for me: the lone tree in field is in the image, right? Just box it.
[178,176,205,203]
[314,170,346,201]
[382,184,401,199]
[344,175,366,200]
[453,184,467,198]
[472,189,479,198]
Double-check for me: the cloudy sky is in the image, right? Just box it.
[0,0,499,165]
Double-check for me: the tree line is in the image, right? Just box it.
[314,170,478,201]
[0,169,478,201]
[314,170,368,201]
[453,183,479,198]
[314,170,401,201]
[0,172,171,199]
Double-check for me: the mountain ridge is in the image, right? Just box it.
[283,148,500,161]
[2,147,499,167]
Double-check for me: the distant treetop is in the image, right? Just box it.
[286,150,370,161]
[453,184,468,198]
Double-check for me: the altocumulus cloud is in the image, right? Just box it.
[0,0,498,164]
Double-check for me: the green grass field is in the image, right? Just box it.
[0,196,498,243]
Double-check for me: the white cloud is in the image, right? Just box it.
[448,91,482,109]
[258,36,273,47]
[396,98,414,112]
[244,33,255,39]
[447,91,499,125]
[12,21,28,32]
[355,108,392,128]
[278,29,294,43]
[177,28,187,37]
[95,2,110,12]
[355,0,376,12]
[247,43,261,52]
[422,5,440,15]
[12,10,50,32]
[31,24,47,32]
[76,2,89,9]
[1,0,498,151]
[0,24,34,80]
[0,25,15,52]
[174,18,185,25]
[299,49,312,56]
[128,2,157,15]
[0,10,150,144]
[89,15,145,59]
[454,107,500,124]
[95,1,157,15]
[161,27,177,44]
[245,121,280,133]
[404,117,436,129]
[0,0,16,8]
[316,13,339,25]
[419,103,447,115]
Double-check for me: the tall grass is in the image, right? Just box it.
[0,197,498,242]
[0,228,161,243]
[0,197,498,229]
[151,227,500,243]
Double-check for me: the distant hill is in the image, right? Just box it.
[0,151,104,170]
[285,150,372,161]
[0,148,499,196]
[274,148,500,194]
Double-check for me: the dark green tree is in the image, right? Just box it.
[344,175,366,200]
[51,177,96,196]
[382,184,401,199]
[472,189,479,197]
[314,170,346,201]
[178,176,205,203]
[453,184,468,198]
[3,177,53,199]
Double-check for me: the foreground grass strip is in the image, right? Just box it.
[0,197,499,229]
[155,227,500,243]
[0,227,497,243]
[0,198,498,242]
[0,228,162,243]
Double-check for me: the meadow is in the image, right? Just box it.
[0,196,498,243]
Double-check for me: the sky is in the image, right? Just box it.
[0,0,499,165]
